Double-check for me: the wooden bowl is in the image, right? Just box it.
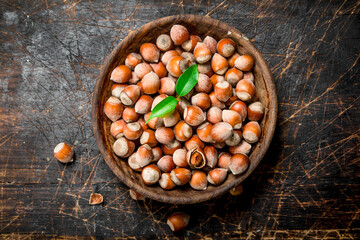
[92,15,277,204]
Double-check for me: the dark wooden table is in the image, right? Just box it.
[1,0,359,239]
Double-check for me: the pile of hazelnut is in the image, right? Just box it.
[104,24,264,191]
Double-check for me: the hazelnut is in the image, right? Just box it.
[159,173,176,190]
[189,170,208,190]
[152,146,163,162]
[207,168,228,185]
[104,96,123,122]
[209,91,226,109]
[156,34,173,51]
[174,45,184,55]
[186,148,206,169]
[170,168,192,186]
[140,129,157,147]
[183,105,206,127]
[135,144,153,167]
[211,53,229,75]
[230,100,248,120]
[195,73,212,93]
[120,85,141,106]
[234,54,254,71]
[230,184,243,196]
[141,164,161,185]
[217,38,235,57]
[229,153,249,175]
[140,71,160,94]
[229,140,252,155]
[180,52,196,66]
[175,98,190,115]
[207,106,223,124]
[122,107,139,123]
[135,95,153,114]
[197,62,213,77]
[162,140,182,155]
[222,110,242,129]
[158,77,176,96]
[110,119,126,139]
[170,24,189,45]
[242,121,261,143]
[196,122,214,143]
[134,62,153,79]
[110,65,131,83]
[247,101,264,121]
[155,127,175,144]
[225,130,242,147]
[185,135,205,151]
[213,141,226,149]
[123,122,143,140]
[167,56,188,77]
[204,145,218,168]
[163,109,180,127]
[225,67,243,86]
[235,79,255,102]
[125,53,142,70]
[161,50,179,66]
[129,189,146,200]
[129,71,141,85]
[191,93,211,110]
[226,89,238,106]
[211,122,233,142]
[128,153,143,172]
[167,212,190,232]
[174,121,193,142]
[144,112,164,130]
[182,35,201,52]
[150,62,167,79]
[89,193,103,205]
[140,43,160,63]
[194,42,212,63]
[173,149,188,167]
[137,117,149,131]
[157,155,176,173]
[214,81,233,102]
[203,35,217,54]
[228,52,240,68]
[243,71,255,82]
[111,83,127,98]
[210,74,225,86]
[151,94,168,111]
[113,137,135,158]
[217,152,232,170]
[54,142,74,163]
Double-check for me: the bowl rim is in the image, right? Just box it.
[92,14,278,204]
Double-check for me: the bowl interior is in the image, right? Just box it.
[92,15,277,204]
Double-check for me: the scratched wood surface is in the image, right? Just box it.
[0,0,359,239]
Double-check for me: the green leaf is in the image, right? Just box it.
[145,96,178,124]
[175,64,199,97]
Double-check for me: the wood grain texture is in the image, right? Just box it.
[0,0,359,239]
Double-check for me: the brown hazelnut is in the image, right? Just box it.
[170,168,192,186]
[89,193,103,205]
[210,74,225,87]
[211,122,233,142]
[180,52,196,66]
[174,121,193,142]
[229,153,249,175]
[167,212,190,232]
[228,52,240,68]
[136,144,153,167]
[110,65,131,83]
[135,95,153,114]
[207,168,228,185]
[243,71,254,82]
[104,96,124,122]
[122,107,139,123]
[151,94,168,110]
[242,121,261,143]
[185,135,205,151]
[141,71,160,94]
[167,56,188,77]
[194,42,212,63]
[156,34,173,51]
[235,79,255,102]
[217,152,232,170]
[125,53,142,70]
[217,38,235,57]
[163,109,180,127]
[144,112,164,130]
[211,53,229,75]
[195,73,212,93]
[225,67,243,86]
[123,122,143,140]
[204,145,218,168]
[225,89,238,106]
[134,62,153,79]
[196,122,214,143]
[157,155,176,173]
[230,100,248,120]
[222,110,242,129]
[189,170,208,190]
[110,119,126,139]
[159,173,176,190]
[138,117,149,131]
[247,101,264,121]
[141,164,161,185]
[230,184,243,196]
[54,142,74,163]
[213,141,226,149]
[183,105,206,127]
[214,81,233,102]
[120,85,141,105]
[225,130,242,147]
[203,35,217,54]
[191,93,211,110]
[129,189,146,200]
[234,54,254,71]
[152,146,163,162]
[186,148,206,169]
[175,98,190,115]
[111,83,127,98]
[181,35,201,51]
[197,62,213,77]
[161,50,179,66]
[229,140,252,155]
[150,62,167,79]
[158,77,176,96]
[155,127,175,144]
[113,137,135,158]
[170,24,189,45]
[128,153,143,172]
[162,140,182,155]
[207,106,223,124]
[129,71,141,85]
[140,43,160,63]
[173,149,188,167]
[140,129,157,147]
